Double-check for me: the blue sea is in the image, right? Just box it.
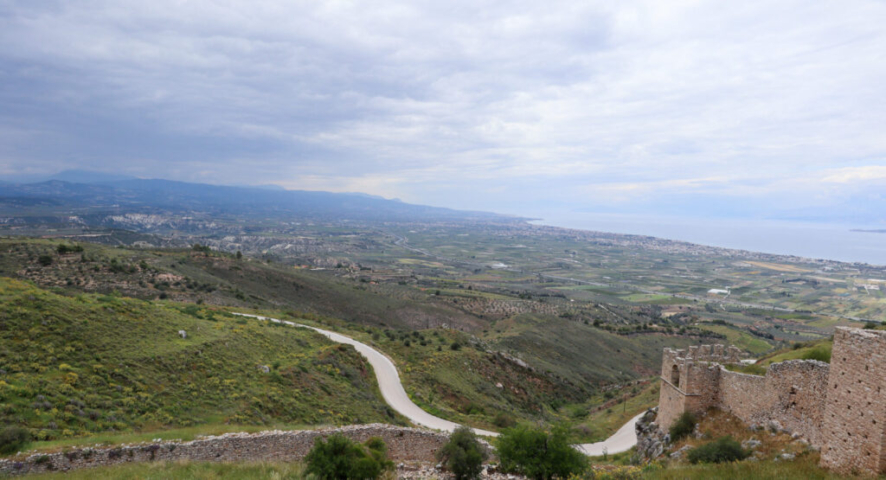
[529,213,886,266]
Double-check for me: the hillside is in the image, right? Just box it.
[0,238,719,443]
[0,277,400,442]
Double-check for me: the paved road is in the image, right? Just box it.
[233,313,638,455]
[577,413,642,456]
[234,313,497,437]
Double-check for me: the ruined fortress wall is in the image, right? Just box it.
[717,370,768,424]
[658,361,722,431]
[820,328,886,475]
[657,381,687,431]
[718,361,829,447]
[659,328,886,475]
[684,363,720,415]
[764,360,829,447]
[0,424,455,477]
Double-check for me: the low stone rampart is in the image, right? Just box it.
[0,424,456,477]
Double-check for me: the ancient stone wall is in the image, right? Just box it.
[716,369,766,423]
[764,360,829,447]
[657,345,738,431]
[718,361,829,446]
[657,381,686,431]
[0,424,459,477]
[659,327,886,475]
[820,328,886,475]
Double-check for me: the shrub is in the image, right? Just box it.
[493,413,517,428]
[305,434,392,480]
[687,436,749,464]
[669,411,696,442]
[496,424,587,480]
[802,346,831,363]
[0,426,31,454]
[38,255,53,266]
[437,426,489,480]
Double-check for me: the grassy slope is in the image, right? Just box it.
[0,238,482,331]
[254,312,671,442]
[756,339,833,367]
[696,324,773,355]
[1,238,720,444]
[645,409,844,480]
[0,277,399,448]
[486,314,700,386]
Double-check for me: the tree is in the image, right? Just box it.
[38,254,53,266]
[305,434,392,480]
[236,250,243,260]
[496,424,587,480]
[437,426,489,480]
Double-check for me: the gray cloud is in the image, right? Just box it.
[1,0,885,222]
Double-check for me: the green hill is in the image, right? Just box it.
[0,277,398,444]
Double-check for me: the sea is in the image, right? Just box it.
[529,212,886,266]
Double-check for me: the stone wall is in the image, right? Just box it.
[764,360,830,447]
[716,369,767,424]
[820,328,886,475]
[657,345,736,431]
[657,381,686,432]
[718,360,829,446]
[0,424,459,477]
[659,327,886,475]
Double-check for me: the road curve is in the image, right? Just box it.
[233,313,638,454]
[233,313,497,437]
[577,413,642,456]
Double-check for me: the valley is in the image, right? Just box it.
[0,182,881,476]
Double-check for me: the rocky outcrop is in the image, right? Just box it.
[632,407,668,462]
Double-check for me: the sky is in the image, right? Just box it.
[1,1,885,223]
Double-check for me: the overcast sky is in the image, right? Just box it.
[1,1,885,222]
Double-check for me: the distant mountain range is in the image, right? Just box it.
[0,174,515,223]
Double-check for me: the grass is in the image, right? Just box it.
[0,277,400,454]
[723,363,767,376]
[648,409,842,479]
[757,340,833,367]
[573,382,660,443]
[644,457,844,480]
[696,324,773,355]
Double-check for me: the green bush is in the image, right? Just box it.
[801,346,831,363]
[38,254,53,266]
[437,426,489,480]
[492,413,517,428]
[0,426,32,455]
[496,424,587,480]
[687,436,749,464]
[669,411,696,442]
[305,434,392,480]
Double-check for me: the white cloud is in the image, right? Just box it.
[0,0,885,218]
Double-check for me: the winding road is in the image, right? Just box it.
[233,313,640,455]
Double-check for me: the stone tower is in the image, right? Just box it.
[820,327,886,475]
[657,344,743,430]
